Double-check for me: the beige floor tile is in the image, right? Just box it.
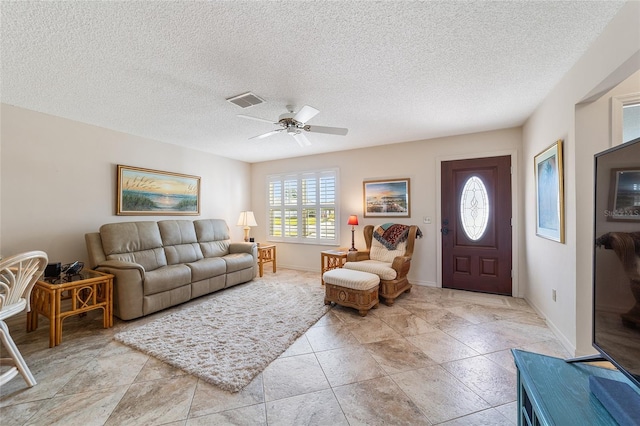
[496,401,518,425]
[444,323,522,354]
[438,407,514,425]
[442,355,517,406]
[188,375,264,418]
[381,312,437,336]
[279,334,313,358]
[135,356,190,382]
[363,338,436,375]
[333,376,431,425]
[104,375,197,426]
[187,403,266,426]
[262,353,330,402]
[265,389,348,426]
[391,365,490,424]
[304,322,360,352]
[407,329,479,363]
[23,386,130,426]
[345,316,403,344]
[315,345,386,387]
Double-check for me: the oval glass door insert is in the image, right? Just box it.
[460,176,489,240]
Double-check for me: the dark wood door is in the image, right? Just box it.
[441,156,512,295]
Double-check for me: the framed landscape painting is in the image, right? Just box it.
[534,140,564,243]
[363,178,410,218]
[116,165,200,215]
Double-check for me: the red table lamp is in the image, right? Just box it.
[347,215,359,251]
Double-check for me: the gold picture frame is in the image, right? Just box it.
[363,178,410,218]
[116,165,201,215]
[534,140,565,243]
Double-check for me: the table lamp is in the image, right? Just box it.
[237,211,258,242]
[348,215,359,251]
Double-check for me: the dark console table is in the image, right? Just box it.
[512,349,639,425]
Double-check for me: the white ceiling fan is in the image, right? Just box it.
[238,105,348,147]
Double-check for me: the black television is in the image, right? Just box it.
[592,137,640,390]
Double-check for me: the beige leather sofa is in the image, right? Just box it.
[85,219,257,320]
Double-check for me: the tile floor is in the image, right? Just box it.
[0,269,571,425]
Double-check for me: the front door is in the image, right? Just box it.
[441,156,512,295]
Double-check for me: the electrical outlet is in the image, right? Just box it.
[552,289,557,302]
[423,216,431,224]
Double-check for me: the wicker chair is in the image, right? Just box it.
[0,251,48,387]
[344,224,418,306]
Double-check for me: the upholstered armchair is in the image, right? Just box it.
[344,224,419,305]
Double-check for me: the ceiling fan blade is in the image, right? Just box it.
[293,105,319,123]
[292,132,312,147]
[304,125,349,136]
[238,114,277,124]
[249,129,283,140]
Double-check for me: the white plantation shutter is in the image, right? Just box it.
[267,169,339,244]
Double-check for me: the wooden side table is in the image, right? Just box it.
[257,243,276,277]
[320,248,349,285]
[27,269,114,347]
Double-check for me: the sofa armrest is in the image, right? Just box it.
[94,260,145,320]
[347,250,371,262]
[391,255,412,279]
[229,242,255,254]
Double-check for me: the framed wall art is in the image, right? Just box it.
[534,140,565,242]
[607,167,640,221]
[116,165,201,215]
[363,178,410,218]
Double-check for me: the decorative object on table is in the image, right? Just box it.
[114,274,330,392]
[344,224,421,306]
[237,211,258,242]
[534,140,564,243]
[347,215,359,251]
[116,165,200,216]
[363,178,410,218]
[607,167,640,222]
[0,251,48,387]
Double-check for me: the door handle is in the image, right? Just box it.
[441,227,449,235]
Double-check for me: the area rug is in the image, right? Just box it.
[114,278,330,392]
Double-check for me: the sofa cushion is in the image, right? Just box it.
[370,236,406,263]
[144,264,192,295]
[100,222,168,271]
[158,220,198,245]
[200,240,231,258]
[223,253,255,273]
[187,257,226,282]
[101,221,163,254]
[194,219,230,242]
[106,248,168,272]
[164,243,204,265]
[344,260,397,280]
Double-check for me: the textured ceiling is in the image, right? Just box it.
[0,1,627,163]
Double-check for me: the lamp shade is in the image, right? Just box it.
[237,211,258,227]
[347,215,359,226]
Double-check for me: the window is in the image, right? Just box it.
[267,169,339,244]
[612,93,640,145]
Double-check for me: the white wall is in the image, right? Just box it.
[522,1,640,356]
[0,104,252,265]
[250,127,521,287]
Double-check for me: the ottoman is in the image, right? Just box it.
[323,268,380,317]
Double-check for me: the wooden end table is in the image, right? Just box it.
[321,248,349,285]
[257,243,276,277]
[27,269,114,347]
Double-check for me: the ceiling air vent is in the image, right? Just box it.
[226,92,265,108]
